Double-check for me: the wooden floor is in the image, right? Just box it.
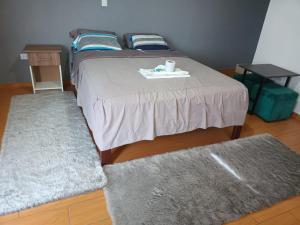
[0,84,300,225]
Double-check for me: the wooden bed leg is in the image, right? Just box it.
[231,126,242,140]
[100,149,112,166]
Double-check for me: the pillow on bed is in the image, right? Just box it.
[72,33,122,52]
[69,29,116,39]
[124,33,170,50]
[124,33,153,49]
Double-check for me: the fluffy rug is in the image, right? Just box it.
[104,134,300,225]
[0,92,106,216]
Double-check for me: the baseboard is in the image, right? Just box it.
[0,81,73,89]
[219,68,236,77]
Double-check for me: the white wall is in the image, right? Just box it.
[253,0,300,114]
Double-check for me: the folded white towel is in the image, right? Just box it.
[139,65,190,79]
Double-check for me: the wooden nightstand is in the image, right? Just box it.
[23,45,64,93]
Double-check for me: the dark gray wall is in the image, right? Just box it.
[0,0,270,83]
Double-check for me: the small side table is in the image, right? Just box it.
[23,45,64,94]
[239,64,300,114]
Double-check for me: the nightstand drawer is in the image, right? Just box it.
[28,53,60,66]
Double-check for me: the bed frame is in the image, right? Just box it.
[99,125,243,165]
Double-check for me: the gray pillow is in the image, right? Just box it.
[69,29,116,39]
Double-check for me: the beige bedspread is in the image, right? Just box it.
[76,56,248,151]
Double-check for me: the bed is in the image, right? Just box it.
[70,48,248,165]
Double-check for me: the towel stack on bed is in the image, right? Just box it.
[139,65,190,79]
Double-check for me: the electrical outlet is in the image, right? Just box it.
[20,53,28,60]
[102,0,108,7]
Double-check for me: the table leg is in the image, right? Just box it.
[285,77,291,87]
[250,78,266,114]
[242,69,247,83]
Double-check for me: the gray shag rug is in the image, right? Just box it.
[104,134,300,225]
[0,91,106,216]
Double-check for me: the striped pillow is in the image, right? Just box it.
[72,33,122,52]
[69,29,116,39]
[131,34,169,50]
